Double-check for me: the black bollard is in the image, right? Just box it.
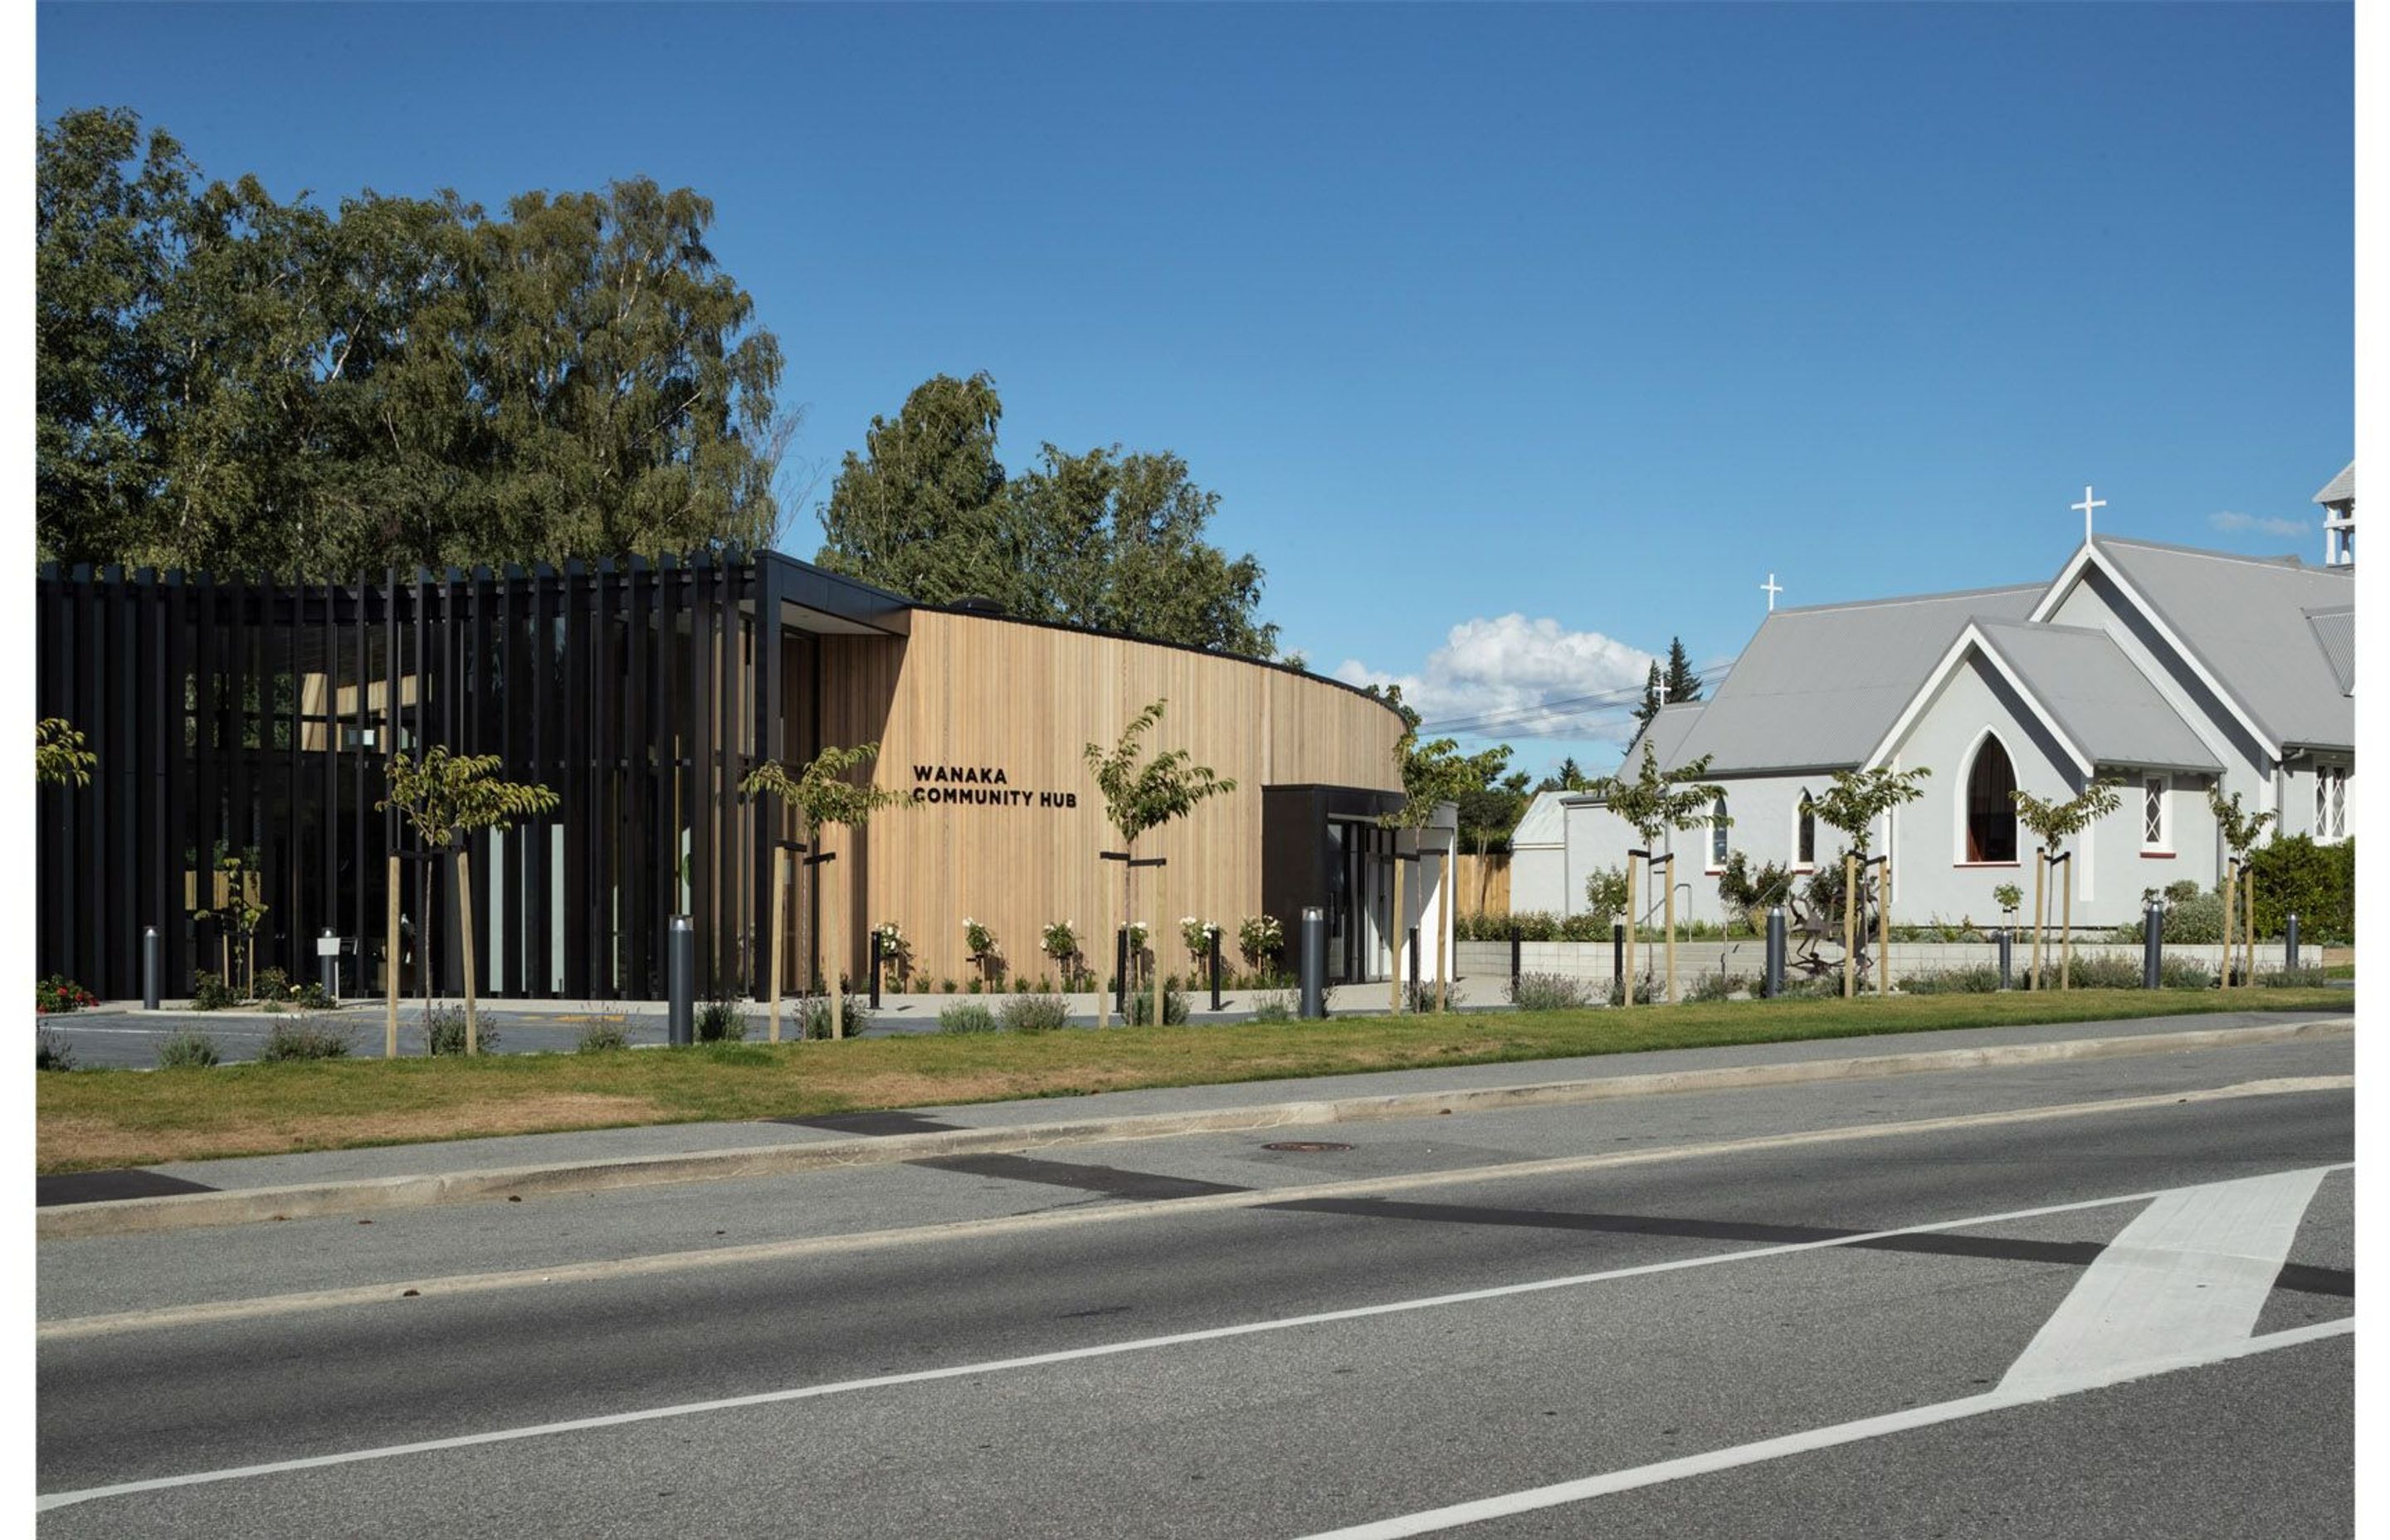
[868,929,883,1009]
[1510,924,1521,993]
[1996,928,2012,991]
[1764,907,1786,999]
[667,915,694,1046]
[1300,906,1326,1020]
[2285,912,2300,974]
[2142,902,2163,989]
[1115,927,1129,1016]
[143,925,161,1011]
[1407,926,1420,1009]
[1612,921,1626,999]
[1209,928,1223,1012]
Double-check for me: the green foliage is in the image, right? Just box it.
[261,1017,353,1061]
[38,107,788,575]
[1714,852,1793,929]
[2206,787,2278,860]
[37,1029,77,1071]
[189,972,242,1011]
[695,997,749,1044]
[382,748,558,849]
[1992,882,2023,917]
[1632,638,1705,732]
[1686,970,1750,1003]
[998,993,1072,1034]
[816,373,1279,656]
[1605,972,1661,1006]
[155,1030,222,1069]
[1248,991,1299,1024]
[741,742,909,841]
[423,1006,498,1056]
[36,976,96,1013]
[939,1001,1001,1034]
[1510,972,1597,1011]
[1898,966,2003,996]
[1237,914,1284,969]
[797,995,874,1040]
[1587,738,1725,849]
[254,967,333,1011]
[1127,985,1192,1026]
[2246,835,2354,942]
[36,719,97,787]
[1537,757,1593,794]
[2011,777,2124,855]
[576,1021,630,1054]
[1810,766,1933,858]
[1085,699,1236,848]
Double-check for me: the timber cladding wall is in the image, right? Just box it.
[807,611,1404,988]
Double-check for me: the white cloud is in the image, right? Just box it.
[1334,614,1656,744]
[2208,510,2311,539]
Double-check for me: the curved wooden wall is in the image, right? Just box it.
[805,612,1405,989]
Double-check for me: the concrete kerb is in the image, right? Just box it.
[37,1017,2349,1242]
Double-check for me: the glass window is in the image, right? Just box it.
[1965,738,2018,862]
[1796,794,1816,867]
[1710,795,1729,866]
[2143,777,2166,846]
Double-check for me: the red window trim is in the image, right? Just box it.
[1953,861,2022,869]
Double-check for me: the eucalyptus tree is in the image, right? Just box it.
[2206,787,2278,988]
[740,743,911,1041]
[1085,700,1235,1029]
[1807,765,1933,995]
[380,749,558,1055]
[2011,777,2124,991]
[1588,739,1728,1005]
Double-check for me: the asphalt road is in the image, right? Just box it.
[36,1038,2355,1537]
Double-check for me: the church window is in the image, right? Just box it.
[1795,793,1816,868]
[2318,766,2348,841]
[2142,777,2168,849]
[1965,737,2017,863]
[1710,795,1729,867]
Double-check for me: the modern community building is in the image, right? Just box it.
[34,551,1451,1002]
[1514,465,2358,932]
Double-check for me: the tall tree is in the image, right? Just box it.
[814,372,1014,605]
[1663,638,1704,708]
[37,107,788,575]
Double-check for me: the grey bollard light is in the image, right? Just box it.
[143,925,161,1011]
[2142,902,2163,989]
[1299,906,1326,1020]
[667,916,695,1046]
[1764,907,1786,999]
[1995,928,2012,991]
[2285,912,2300,972]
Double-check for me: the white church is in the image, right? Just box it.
[1511,465,2357,932]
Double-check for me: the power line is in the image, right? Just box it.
[1420,658,1734,736]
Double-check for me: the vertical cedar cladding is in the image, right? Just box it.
[32,561,765,1001]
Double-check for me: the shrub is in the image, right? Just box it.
[262,1016,352,1061]
[36,975,96,1014]
[1510,972,1595,1011]
[1237,914,1284,971]
[36,1029,76,1071]
[999,993,1071,1034]
[939,977,959,994]
[2256,965,2332,988]
[2157,892,2227,945]
[1583,865,1633,928]
[1899,966,2002,995]
[1127,986,1191,1026]
[2159,956,2216,989]
[2247,835,2355,943]
[1715,852,1793,931]
[422,1005,498,1056]
[155,1029,222,1068]
[1606,973,1660,1006]
[577,1021,630,1053]
[1686,971,1751,1003]
[797,996,873,1040]
[1249,990,1299,1023]
[190,972,243,1011]
[939,1001,1000,1033]
[695,997,749,1043]
[256,967,334,1011]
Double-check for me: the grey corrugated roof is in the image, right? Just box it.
[2306,607,2353,694]
[1510,789,1567,849]
[1662,583,2043,773]
[2091,538,2354,749]
[1973,621,2222,772]
[2313,462,2354,506]
[1616,700,1705,775]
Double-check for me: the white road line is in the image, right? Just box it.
[35,1168,2351,1513]
[40,1075,2354,1341]
[2002,1167,2328,1393]
[1283,1319,2356,1540]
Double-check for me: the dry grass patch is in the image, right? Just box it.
[38,1093,664,1170]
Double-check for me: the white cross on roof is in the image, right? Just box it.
[2074,485,2106,542]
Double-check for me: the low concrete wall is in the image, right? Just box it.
[1455,938,2325,992]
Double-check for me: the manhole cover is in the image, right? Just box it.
[1261,1141,1353,1153]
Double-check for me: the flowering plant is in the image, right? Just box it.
[1124,920,1149,951]
[962,918,999,961]
[35,976,96,1015]
[1181,916,1221,961]
[1041,921,1078,961]
[1237,914,1284,969]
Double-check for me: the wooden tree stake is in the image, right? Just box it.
[2059,858,2073,992]
[1879,856,1893,996]
[456,845,480,1055]
[1841,852,1857,999]
[2030,848,2046,992]
[769,846,788,1043]
[386,855,401,1059]
[1664,857,1678,1005]
[1390,856,1406,1015]
[1622,851,1638,1011]
[2221,859,2238,990]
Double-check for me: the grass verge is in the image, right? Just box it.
[35,988,2350,1172]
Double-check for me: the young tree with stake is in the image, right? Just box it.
[1807,767,1933,997]
[2205,787,2277,989]
[1587,740,1727,1006]
[740,743,910,1041]
[381,750,558,1056]
[1085,700,1234,1031]
[2011,777,2124,991]
[1378,717,1481,1012]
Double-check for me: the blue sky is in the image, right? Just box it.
[37,2,2351,778]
